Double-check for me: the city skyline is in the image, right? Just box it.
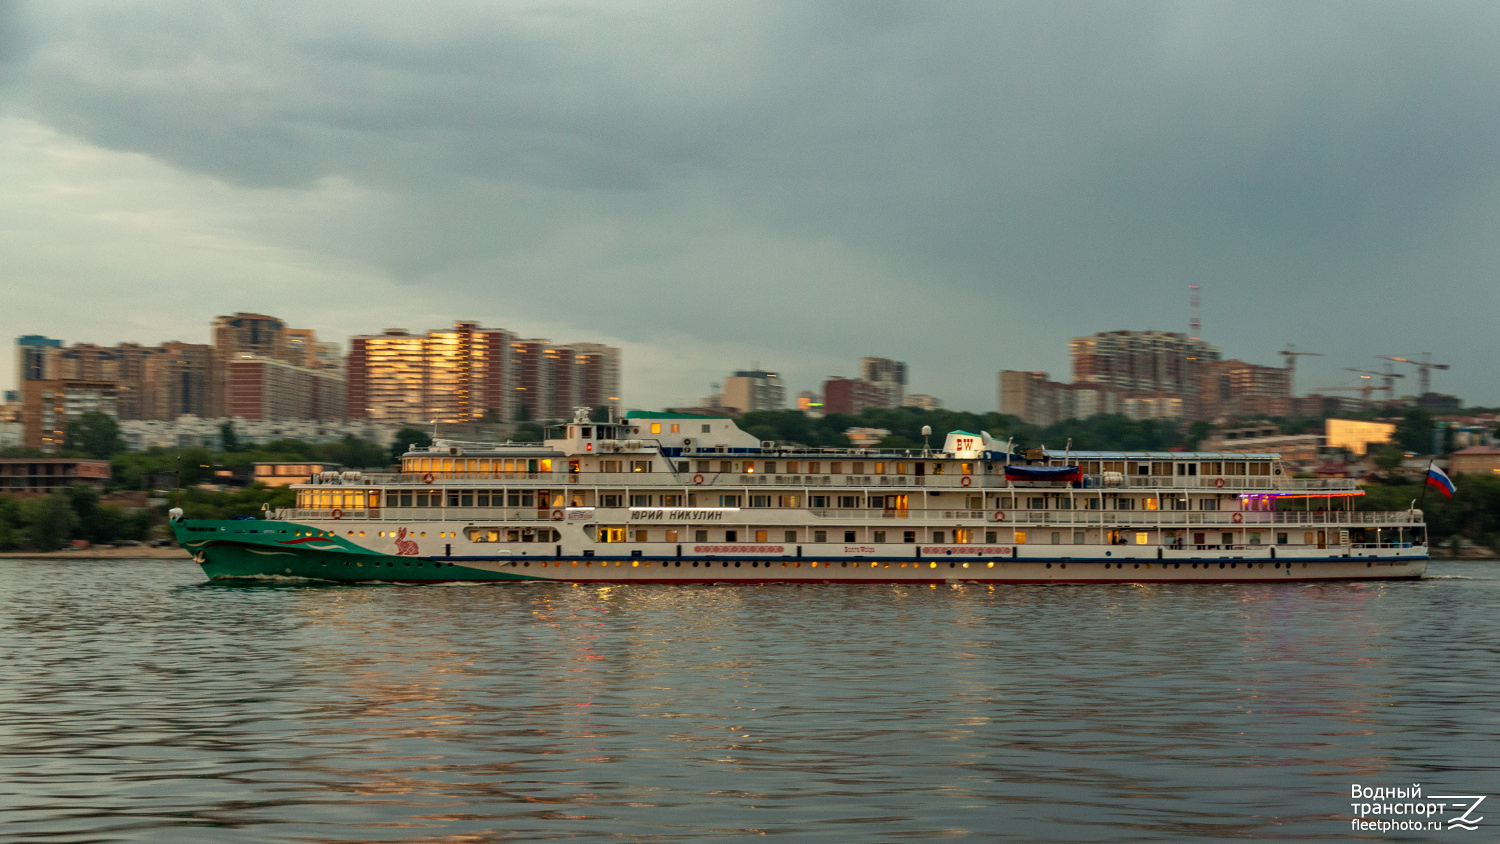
[3,4,1495,411]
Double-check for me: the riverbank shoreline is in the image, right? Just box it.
[0,547,192,559]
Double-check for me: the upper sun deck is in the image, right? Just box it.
[365,409,1356,494]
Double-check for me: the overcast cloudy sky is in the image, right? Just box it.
[2,2,1497,411]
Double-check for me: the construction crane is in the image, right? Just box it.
[1278,345,1323,395]
[1344,367,1404,402]
[1380,353,1451,396]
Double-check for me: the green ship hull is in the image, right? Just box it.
[172,519,541,583]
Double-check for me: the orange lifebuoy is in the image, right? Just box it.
[692,473,704,485]
[1214,477,1225,488]
[422,472,435,484]
[551,509,563,521]
[331,508,344,520]
[961,476,972,487]
[993,510,1007,522]
[1232,512,1243,523]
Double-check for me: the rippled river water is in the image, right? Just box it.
[2,559,1497,842]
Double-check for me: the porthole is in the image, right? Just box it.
[1045,563,1052,569]
[734,562,741,567]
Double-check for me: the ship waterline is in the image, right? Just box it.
[173,408,1428,584]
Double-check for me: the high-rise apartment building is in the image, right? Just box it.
[346,324,617,424]
[722,368,784,414]
[226,355,347,421]
[858,357,907,408]
[1193,360,1291,421]
[1070,330,1220,397]
[823,377,887,416]
[212,313,342,420]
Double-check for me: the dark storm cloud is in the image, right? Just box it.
[4,1,1499,407]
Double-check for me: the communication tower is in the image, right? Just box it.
[1189,285,1201,342]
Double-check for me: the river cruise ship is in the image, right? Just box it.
[172,408,1428,583]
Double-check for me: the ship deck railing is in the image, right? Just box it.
[274,507,1420,527]
[327,471,1358,493]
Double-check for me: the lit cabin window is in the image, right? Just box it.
[650,423,662,434]
[540,459,552,472]
[670,424,680,433]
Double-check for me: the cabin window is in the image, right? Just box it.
[701,424,711,433]
[838,495,860,508]
[1226,462,1247,476]
[903,530,916,543]
[670,424,680,433]
[695,530,708,541]
[1136,532,1148,545]
[1028,497,1046,509]
[764,461,777,473]
[808,461,821,474]
[630,495,652,507]
[967,496,982,509]
[1114,497,1135,510]
[785,460,800,473]
[756,530,768,542]
[725,530,737,541]
[719,460,732,473]
[985,531,997,543]
[961,463,972,475]
[831,462,843,474]
[719,494,741,507]
[650,423,662,434]
[874,530,887,542]
[874,462,886,474]
[814,530,827,542]
[630,460,651,473]
[1200,498,1219,511]
[601,460,622,473]
[599,493,622,507]
[852,462,865,474]
[777,495,800,507]
[1145,498,1158,511]
[634,530,647,542]
[1277,532,1288,545]
[1201,461,1222,475]
[581,427,592,438]
[1250,463,1270,476]
[932,530,945,543]
[931,463,944,475]
[666,530,678,542]
[697,460,710,472]
[1152,462,1172,476]
[870,495,885,508]
[809,495,828,508]
[540,459,552,472]
[661,494,682,507]
[955,529,972,544]
[785,531,797,542]
[749,495,771,508]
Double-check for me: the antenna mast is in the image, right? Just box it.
[1189,285,1201,342]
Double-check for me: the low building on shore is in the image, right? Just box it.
[0,458,110,497]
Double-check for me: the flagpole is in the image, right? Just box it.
[1417,459,1432,511]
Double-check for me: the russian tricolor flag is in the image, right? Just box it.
[1427,464,1457,498]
